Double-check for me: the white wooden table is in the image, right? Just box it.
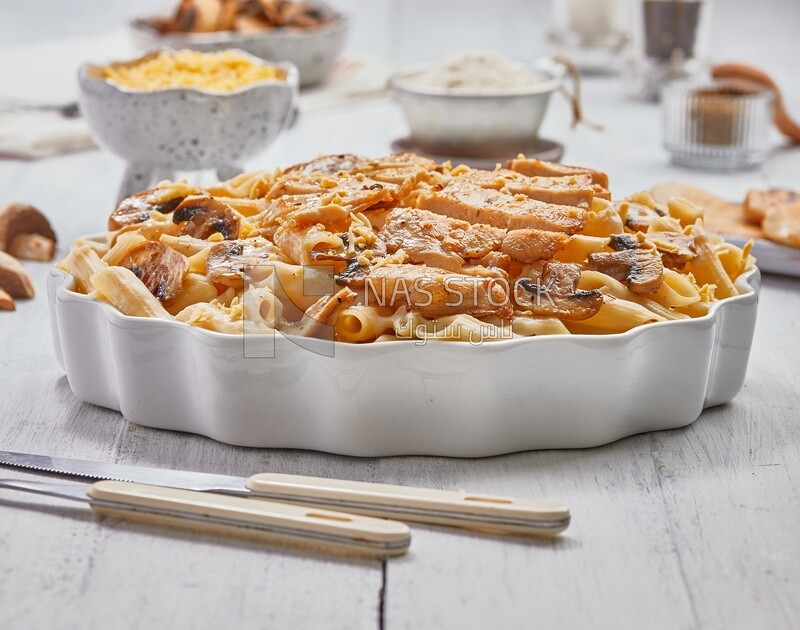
[1,1,799,628]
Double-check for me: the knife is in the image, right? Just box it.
[0,478,410,558]
[0,450,570,536]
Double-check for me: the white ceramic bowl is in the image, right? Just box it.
[390,58,566,158]
[48,258,760,457]
[130,12,347,87]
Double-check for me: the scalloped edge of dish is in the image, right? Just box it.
[48,261,761,456]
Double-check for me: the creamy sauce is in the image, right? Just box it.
[396,52,549,94]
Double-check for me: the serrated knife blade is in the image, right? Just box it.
[0,450,251,495]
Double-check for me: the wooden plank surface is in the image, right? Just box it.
[1,0,799,628]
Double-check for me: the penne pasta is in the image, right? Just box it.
[554,234,609,263]
[336,306,396,343]
[164,273,219,316]
[511,315,570,336]
[565,296,666,334]
[684,221,738,299]
[103,232,147,265]
[90,267,172,320]
[59,153,755,341]
[650,268,702,309]
[69,245,109,293]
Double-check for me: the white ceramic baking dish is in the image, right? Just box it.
[48,263,760,457]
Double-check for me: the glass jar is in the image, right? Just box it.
[625,0,713,101]
[662,80,774,170]
[548,0,629,74]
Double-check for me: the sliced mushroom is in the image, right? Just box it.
[110,184,198,231]
[280,287,358,339]
[588,236,664,294]
[206,237,277,288]
[117,241,189,302]
[646,231,697,270]
[0,250,35,298]
[618,201,665,232]
[334,258,370,288]
[0,286,14,311]
[514,261,602,321]
[0,202,57,261]
[172,196,240,240]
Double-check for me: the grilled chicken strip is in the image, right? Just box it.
[381,207,505,272]
[417,179,586,234]
[267,171,401,203]
[356,264,512,319]
[457,169,597,208]
[507,157,609,189]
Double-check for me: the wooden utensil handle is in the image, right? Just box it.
[245,473,570,537]
[87,480,410,557]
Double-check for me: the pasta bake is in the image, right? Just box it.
[60,153,755,343]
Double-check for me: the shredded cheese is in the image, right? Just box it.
[101,50,284,92]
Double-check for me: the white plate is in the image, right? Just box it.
[48,266,761,457]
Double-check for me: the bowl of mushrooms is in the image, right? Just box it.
[131,0,348,87]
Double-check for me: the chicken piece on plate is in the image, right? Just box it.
[743,188,799,225]
[417,178,586,234]
[762,201,800,247]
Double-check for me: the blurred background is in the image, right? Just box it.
[0,0,798,203]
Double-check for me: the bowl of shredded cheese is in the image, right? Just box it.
[79,49,297,200]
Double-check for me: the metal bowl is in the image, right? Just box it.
[130,11,347,88]
[390,58,566,158]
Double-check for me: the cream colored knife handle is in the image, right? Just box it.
[245,474,570,536]
[87,480,410,557]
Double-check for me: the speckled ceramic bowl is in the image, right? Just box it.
[78,49,298,200]
[130,11,347,88]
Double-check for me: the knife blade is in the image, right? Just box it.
[0,450,251,493]
[0,478,410,557]
[0,450,570,536]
